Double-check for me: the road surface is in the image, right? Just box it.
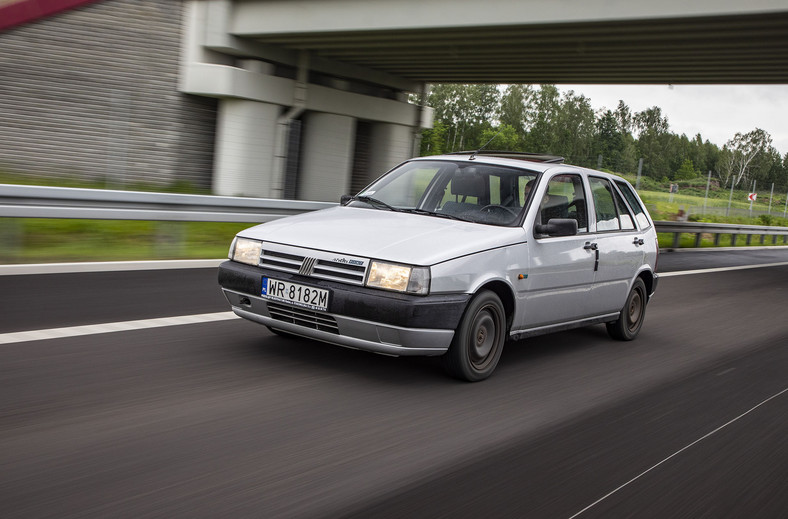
[0,249,786,518]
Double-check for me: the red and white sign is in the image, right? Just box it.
[748,193,757,201]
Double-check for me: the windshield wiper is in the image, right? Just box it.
[348,197,466,221]
[351,195,402,212]
[405,208,467,221]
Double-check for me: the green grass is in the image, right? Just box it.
[0,219,250,264]
[657,232,788,249]
[638,191,786,220]
[0,171,210,194]
[1,170,240,264]
[3,172,788,265]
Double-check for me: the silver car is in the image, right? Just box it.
[219,151,658,381]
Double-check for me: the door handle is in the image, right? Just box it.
[584,242,599,272]
[633,238,645,246]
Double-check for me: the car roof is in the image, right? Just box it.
[409,153,558,172]
[445,150,565,163]
[408,153,630,183]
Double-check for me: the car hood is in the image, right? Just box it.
[237,206,527,265]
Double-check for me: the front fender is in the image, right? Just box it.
[430,243,528,297]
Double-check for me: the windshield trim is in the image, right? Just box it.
[350,159,543,228]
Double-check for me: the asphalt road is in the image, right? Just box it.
[0,249,787,518]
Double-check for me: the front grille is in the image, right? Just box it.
[260,246,368,285]
[268,302,339,334]
[260,250,303,271]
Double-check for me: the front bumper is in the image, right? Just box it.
[218,261,470,356]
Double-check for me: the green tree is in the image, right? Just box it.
[634,106,673,179]
[523,85,561,153]
[687,134,721,180]
[479,124,521,152]
[497,84,532,137]
[427,84,500,151]
[614,100,633,134]
[674,158,700,180]
[419,121,448,156]
[633,107,669,135]
[724,128,773,187]
[751,145,786,191]
[554,90,595,164]
[594,109,625,171]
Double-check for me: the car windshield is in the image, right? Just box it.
[348,160,539,226]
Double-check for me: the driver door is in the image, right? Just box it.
[519,173,596,328]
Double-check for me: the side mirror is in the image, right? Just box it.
[535,218,578,237]
[340,195,353,205]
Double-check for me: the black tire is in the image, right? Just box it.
[442,290,506,382]
[606,278,647,341]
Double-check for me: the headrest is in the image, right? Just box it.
[451,174,485,197]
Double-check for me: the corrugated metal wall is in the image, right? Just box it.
[0,0,217,190]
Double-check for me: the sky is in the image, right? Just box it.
[558,84,788,157]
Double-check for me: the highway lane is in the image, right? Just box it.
[342,340,787,518]
[2,247,788,334]
[0,267,227,333]
[0,251,787,517]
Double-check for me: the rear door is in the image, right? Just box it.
[587,176,646,314]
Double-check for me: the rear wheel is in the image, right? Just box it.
[442,290,506,382]
[606,278,647,340]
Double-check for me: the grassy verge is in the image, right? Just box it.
[3,173,788,265]
[0,219,249,264]
[3,213,785,266]
[0,171,210,194]
[657,232,788,249]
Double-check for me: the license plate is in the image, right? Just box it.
[261,277,329,311]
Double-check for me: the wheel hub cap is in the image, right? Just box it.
[471,312,495,361]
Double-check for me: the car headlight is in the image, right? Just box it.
[231,237,262,266]
[366,261,430,295]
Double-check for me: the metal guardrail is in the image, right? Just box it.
[2,184,788,248]
[656,221,788,247]
[0,184,334,223]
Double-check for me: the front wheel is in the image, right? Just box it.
[442,290,506,382]
[606,278,647,340]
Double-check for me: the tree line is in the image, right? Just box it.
[416,84,788,191]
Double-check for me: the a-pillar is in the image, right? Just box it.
[298,112,355,202]
[212,98,281,198]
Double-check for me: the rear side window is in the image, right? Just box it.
[613,189,636,230]
[589,177,635,232]
[615,180,651,229]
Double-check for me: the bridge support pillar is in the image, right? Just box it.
[297,112,356,202]
[366,122,413,183]
[213,98,281,198]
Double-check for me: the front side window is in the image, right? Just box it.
[539,174,588,233]
[349,160,539,227]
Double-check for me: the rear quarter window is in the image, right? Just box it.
[615,180,651,229]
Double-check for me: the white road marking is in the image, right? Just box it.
[1,257,786,277]
[1,258,787,344]
[0,259,225,276]
[659,260,788,277]
[0,312,238,345]
[567,387,788,519]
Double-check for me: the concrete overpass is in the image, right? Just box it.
[180,0,788,200]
